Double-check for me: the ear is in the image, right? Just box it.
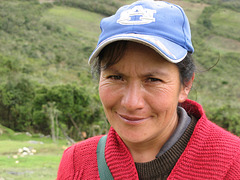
[178,73,195,103]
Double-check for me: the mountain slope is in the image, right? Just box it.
[0,0,239,136]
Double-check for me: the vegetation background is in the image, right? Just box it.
[0,0,239,179]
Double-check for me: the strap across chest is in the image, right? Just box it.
[97,135,114,180]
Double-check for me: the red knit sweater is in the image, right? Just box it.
[57,99,240,179]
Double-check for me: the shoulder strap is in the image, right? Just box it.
[97,135,114,180]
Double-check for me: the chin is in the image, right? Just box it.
[116,127,150,144]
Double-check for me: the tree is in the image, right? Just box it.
[42,102,61,142]
[0,76,35,131]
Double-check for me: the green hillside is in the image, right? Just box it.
[0,0,239,138]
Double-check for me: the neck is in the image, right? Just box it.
[127,139,164,163]
[124,113,179,163]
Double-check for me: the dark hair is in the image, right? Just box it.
[176,53,195,85]
[91,41,195,86]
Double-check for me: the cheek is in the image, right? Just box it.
[99,86,109,107]
[150,86,180,106]
[99,84,119,110]
[146,90,181,119]
[99,85,122,126]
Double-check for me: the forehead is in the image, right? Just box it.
[118,42,166,65]
[102,42,179,76]
[101,41,166,65]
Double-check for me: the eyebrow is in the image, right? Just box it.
[103,67,169,77]
[143,71,168,77]
[102,67,122,74]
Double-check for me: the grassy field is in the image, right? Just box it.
[208,7,240,57]
[0,125,68,180]
[167,0,208,25]
[211,8,240,40]
[38,6,105,86]
[42,6,104,41]
[0,154,61,180]
[207,35,240,53]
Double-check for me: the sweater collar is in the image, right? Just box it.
[104,99,205,179]
[105,127,139,179]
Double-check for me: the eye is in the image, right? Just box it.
[146,77,163,82]
[107,75,123,81]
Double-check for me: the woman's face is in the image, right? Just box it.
[99,42,190,146]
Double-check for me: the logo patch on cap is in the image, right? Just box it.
[117,5,156,25]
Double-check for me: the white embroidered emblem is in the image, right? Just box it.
[117,5,156,25]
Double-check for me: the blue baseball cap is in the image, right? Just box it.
[89,0,194,64]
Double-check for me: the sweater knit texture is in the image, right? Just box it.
[57,99,240,180]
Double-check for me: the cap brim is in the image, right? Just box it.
[88,34,188,64]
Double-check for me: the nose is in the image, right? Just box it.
[121,82,145,112]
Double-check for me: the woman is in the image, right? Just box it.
[57,1,240,179]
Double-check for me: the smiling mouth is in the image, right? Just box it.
[118,113,149,124]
